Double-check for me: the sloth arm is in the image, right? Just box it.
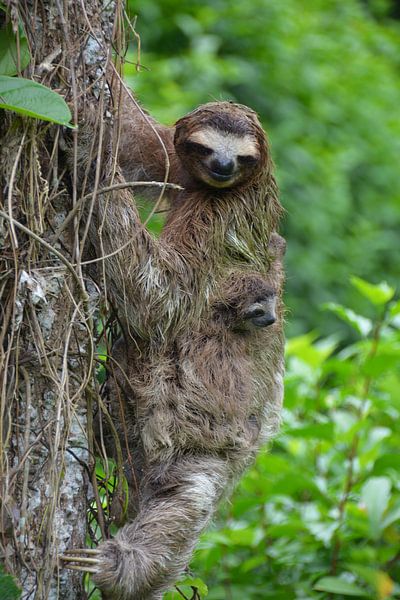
[117,114,175,186]
[112,80,178,188]
[95,179,202,341]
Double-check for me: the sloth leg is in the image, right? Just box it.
[95,455,228,599]
[65,456,228,600]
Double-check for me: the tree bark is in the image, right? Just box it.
[0,1,118,598]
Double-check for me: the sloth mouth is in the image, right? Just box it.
[205,169,238,188]
[209,170,234,182]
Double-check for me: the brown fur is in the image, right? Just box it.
[72,81,285,599]
[96,238,285,600]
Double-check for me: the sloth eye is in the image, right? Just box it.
[238,155,258,166]
[185,141,213,157]
[255,293,274,302]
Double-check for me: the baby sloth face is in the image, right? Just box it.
[212,279,278,333]
[240,290,277,330]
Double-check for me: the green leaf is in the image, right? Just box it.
[239,555,266,573]
[362,352,400,378]
[389,300,400,317]
[178,576,208,596]
[314,576,369,596]
[0,75,74,127]
[373,454,400,475]
[349,565,395,600]
[286,333,335,368]
[323,303,373,337]
[0,22,30,76]
[360,476,391,539]
[381,504,400,530]
[266,521,306,538]
[351,277,395,306]
[223,526,264,547]
[389,300,400,328]
[0,566,21,600]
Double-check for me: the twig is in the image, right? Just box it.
[123,10,141,72]
[51,179,181,251]
[7,132,26,249]
[63,548,99,554]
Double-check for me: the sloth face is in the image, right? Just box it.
[174,102,266,190]
[181,128,261,189]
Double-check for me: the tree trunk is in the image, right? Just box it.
[0,1,118,597]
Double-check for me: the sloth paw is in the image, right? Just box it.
[60,547,101,574]
[61,541,138,597]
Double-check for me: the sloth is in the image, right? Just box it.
[62,82,285,600]
[212,259,283,332]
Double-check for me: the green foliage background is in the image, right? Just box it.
[124,1,400,599]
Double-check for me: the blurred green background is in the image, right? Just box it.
[122,1,400,599]
[126,0,400,337]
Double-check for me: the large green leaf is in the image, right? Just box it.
[314,576,369,596]
[0,22,30,76]
[361,476,391,539]
[179,577,208,596]
[164,576,208,599]
[0,75,74,127]
[323,303,373,337]
[286,333,335,368]
[351,277,395,306]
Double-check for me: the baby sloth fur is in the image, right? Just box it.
[65,82,286,600]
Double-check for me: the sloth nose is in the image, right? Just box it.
[256,313,276,327]
[244,303,276,328]
[210,158,235,176]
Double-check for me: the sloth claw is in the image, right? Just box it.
[62,548,100,555]
[60,549,101,573]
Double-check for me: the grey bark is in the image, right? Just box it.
[0,1,116,598]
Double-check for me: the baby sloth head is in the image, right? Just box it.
[240,289,277,330]
[174,101,268,189]
[213,276,278,333]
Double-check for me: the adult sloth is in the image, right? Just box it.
[63,80,285,600]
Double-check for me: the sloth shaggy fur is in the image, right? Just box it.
[68,77,286,600]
